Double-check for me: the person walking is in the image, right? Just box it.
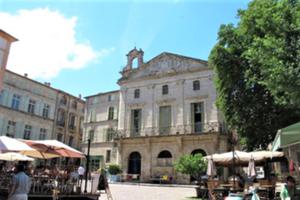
[77,165,85,185]
[8,164,31,200]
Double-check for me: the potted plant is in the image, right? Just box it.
[108,164,122,182]
[174,154,207,197]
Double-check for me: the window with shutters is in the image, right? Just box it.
[23,125,32,139]
[11,94,21,110]
[159,106,171,135]
[6,120,16,138]
[108,107,114,120]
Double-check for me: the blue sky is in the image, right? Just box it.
[0,0,250,98]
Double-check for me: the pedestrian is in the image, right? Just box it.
[280,176,296,200]
[98,169,108,191]
[8,164,32,200]
[77,165,85,184]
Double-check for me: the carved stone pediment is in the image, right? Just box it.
[118,52,208,84]
[156,98,176,106]
[128,102,146,108]
[185,95,209,101]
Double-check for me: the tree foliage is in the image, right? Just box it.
[209,0,300,150]
[174,154,207,181]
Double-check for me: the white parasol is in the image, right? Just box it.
[0,152,34,161]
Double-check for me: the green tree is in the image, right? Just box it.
[209,0,300,149]
[174,154,207,182]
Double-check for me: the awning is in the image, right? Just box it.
[272,122,300,151]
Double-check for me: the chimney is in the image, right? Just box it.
[79,94,82,99]
[24,73,28,77]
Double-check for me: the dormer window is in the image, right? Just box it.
[193,80,200,91]
[134,89,140,99]
[162,85,168,95]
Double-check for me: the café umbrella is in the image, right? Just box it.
[0,136,34,152]
[247,155,256,178]
[22,139,85,158]
[207,157,216,177]
[0,152,34,161]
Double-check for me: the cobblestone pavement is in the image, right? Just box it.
[98,183,197,200]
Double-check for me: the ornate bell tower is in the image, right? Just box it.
[121,47,144,77]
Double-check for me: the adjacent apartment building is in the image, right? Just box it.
[0,70,85,150]
[83,48,228,183]
[0,30,17,90]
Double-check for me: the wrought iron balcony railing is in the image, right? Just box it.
[83,122,228,144]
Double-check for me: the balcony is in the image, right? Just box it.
[115,122,228,138]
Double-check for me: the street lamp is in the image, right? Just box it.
[84,133,91,193]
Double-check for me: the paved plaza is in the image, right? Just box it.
[98,183,198,200]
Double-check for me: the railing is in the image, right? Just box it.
[116,122,228,138]
[83,122,228,144]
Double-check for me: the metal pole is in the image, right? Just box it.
[232,144,236,191]
[84,138,91,193]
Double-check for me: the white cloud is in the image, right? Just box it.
[0,8,114,79]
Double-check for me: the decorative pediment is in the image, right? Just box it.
[118,52,208,84]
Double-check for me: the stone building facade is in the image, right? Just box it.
[117,48,227,183]
[0,70,85,150]
[0,30,17,90]
[0,70,56,140]
[82,90,119,171]
[83,48,228,183]
[53,91,85,150]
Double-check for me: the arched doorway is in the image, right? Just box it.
[191,149,206,156]
[128,152,141,174]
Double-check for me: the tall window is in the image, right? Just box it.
[57,133,63,142]
[57,109,66,126]
[68,136,74,146]
[6,120,16,138]
[162,85,168,95]
[42,104,50,118]
[69,114,76,129]
[0,90,4,104]
[193,80,200,91]
[134,89,140,99]
[11,94,21,110]
[89,130,95,142]
[106,128,115,142]
[191,102,204,133]
[108,107,114,120]
[39,128,47,140]
[23,125,32,139]
[159,106,171,135]
[108,95,112,102]
[106,150,111,163]
[28,99,36,114]
[131,109,142,136]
